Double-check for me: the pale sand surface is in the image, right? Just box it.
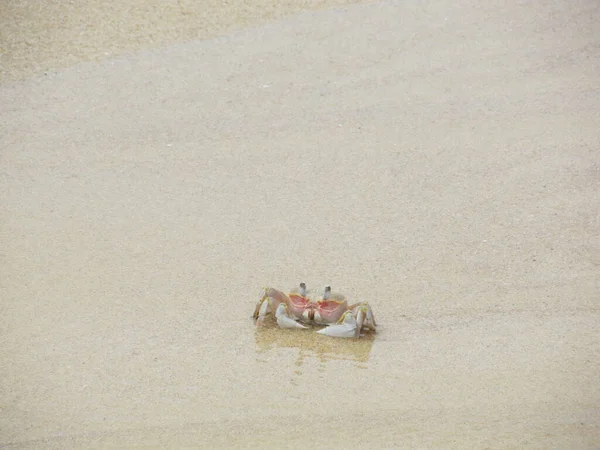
[0,0,370,83]
[2,0,600,448]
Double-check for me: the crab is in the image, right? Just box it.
[253,283,376,338]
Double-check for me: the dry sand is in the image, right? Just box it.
[1,0,600,448]
[0,0,369,83]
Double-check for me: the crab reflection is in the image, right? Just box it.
[254,326,375,369]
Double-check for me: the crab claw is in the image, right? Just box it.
[317,310,359,338]
[276,303,308,329]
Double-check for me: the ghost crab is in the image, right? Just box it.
[253,283,376,338]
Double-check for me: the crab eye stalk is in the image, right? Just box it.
[299,282,307,297]
[323,286,331,300]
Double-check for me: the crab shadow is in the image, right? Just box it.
[254,325,375,370]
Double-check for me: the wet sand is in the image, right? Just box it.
[2,0,600,448]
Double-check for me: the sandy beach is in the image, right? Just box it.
[1,0,599,448]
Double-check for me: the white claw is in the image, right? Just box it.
[317,311,359,338]
[276,304,307,329]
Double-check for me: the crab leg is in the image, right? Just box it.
[317,310,359,338]
[350,302,377,332]
[253,295,273,327]
[253,287,287,326]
